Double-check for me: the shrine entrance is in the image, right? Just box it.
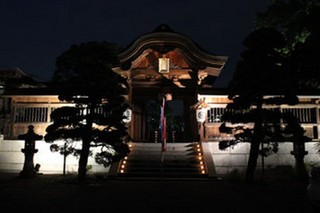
[112,24,227,143]
[130,87,198,142]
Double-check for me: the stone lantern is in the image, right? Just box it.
[18,125,43,178]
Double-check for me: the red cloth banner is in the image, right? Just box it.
[162,117,167,152]
[160,97,167,152]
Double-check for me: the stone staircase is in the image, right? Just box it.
[115,142,208,178]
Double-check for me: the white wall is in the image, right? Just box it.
[1,137,320,177]
[204,142,320,177]
[0,138,110,174]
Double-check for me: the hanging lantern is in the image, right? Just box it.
[158,57,170,73]
[196,108,207,123]
[123,108,132,123]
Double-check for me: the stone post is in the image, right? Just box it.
[291,140,308,181]
[18,125,43,178]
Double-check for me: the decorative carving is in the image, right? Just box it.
[198,71,208,85]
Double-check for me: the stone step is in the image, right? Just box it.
[126,155,199,161]
[117,142,206,178]
[123,165,202,171]
[129,149,197,154]
[129,143,197,151]
[117,172,207,178]
[123,161,203,168]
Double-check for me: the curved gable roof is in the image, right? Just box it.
[116,24,228,75]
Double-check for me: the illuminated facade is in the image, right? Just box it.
[0,25,320,176]
[112,24,228,143]
[2,25,318,143]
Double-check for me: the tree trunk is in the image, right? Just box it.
[245,99,263,183]
[245,137,261,183]
[78,106,94,182]
[78,138,90,182]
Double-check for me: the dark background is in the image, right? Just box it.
[0,0,270,88]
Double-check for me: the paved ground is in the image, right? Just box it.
[0,172,317,213]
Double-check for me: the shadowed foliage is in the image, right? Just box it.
[219,27,302,183]
[45,41,130,181]
[255,0,320,180]
[257,0,320,93]
[221,0,320,183]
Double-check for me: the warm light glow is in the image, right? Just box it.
[123,161,126,164]
[165,93,172,101]
[158,57,170,73]
[120,169,124,173]
[195,143,205,175]
[121,165,125,168]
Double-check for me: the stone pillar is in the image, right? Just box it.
[18,125,43,178]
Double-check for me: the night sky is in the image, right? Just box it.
[0,0,270,88]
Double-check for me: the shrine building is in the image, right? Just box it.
[112,24,228,143]
[0,25,320,178]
